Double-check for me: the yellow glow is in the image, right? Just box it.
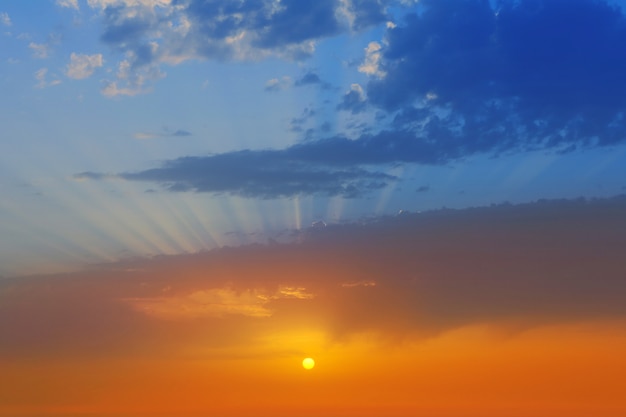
[302,357,315,370]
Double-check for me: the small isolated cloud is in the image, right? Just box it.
[66,53,104,79]
[0,12,11,27]
[29,42,50,59]
[264,76,292,92]
[133,127,192,139]
[73,171,112,181]
[295,71,333,90]
[34,68,61,89]
[337,83,367,114]
[416,185,430,193]
[56,0,79,9]
[358,41,385,78]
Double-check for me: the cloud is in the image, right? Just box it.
[101,59,164,97]
[69,123,479,197]
[34,68,61,89]
[86,0,391,95]
[294,71,333,90]
[336,0,388,31]
[78,122,498,198]
[264,76,292,92]
[115,149,394,198]
[65,53,104,79]
[337,83,367,114]
[0,12,11,27]
[28,42,50,59]
[358,41,385,77]
[56,0,79,9]
[366,0,626,155]
[133,127,192,139]
[1,196,625,359]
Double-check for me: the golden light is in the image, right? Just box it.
[302,357,315,370]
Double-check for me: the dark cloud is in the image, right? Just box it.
[1,196,625,359]
[172,129,192,137]
[346,0,388,30]
[416,185,430,193]
[295,71,322,86]
[112,147,396,199]
[75,116,497,197]
[337,84,367,114]
[367,0,626,154]
[76,126,469,197]
[289,107,316,132]
[295,71,333,90]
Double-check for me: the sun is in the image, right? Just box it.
[302,357,315,370]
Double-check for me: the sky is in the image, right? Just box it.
[1,0,626,416]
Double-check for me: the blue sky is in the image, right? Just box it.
[2,0,626,277]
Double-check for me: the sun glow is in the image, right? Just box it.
[302,357,315,370]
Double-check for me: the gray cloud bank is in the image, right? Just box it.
[1,196,625,358]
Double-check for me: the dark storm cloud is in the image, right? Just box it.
[368,0,626,153]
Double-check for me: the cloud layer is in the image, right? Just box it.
[1,196,625,359]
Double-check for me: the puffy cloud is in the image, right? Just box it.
[86,0,391,96]
[65,53,104,79]
[358,41,385,77]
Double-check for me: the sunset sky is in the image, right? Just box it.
[1,0,626,416]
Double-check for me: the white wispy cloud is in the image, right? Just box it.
[34,68,62,89]
[0,12,11,26]
[56,0,79,9]
[66,53,104,79]
[29,42,50,59]
[264,76,292,92]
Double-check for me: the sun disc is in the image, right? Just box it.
[302,357,315,370]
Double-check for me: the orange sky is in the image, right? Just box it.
[1,198,625,417]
